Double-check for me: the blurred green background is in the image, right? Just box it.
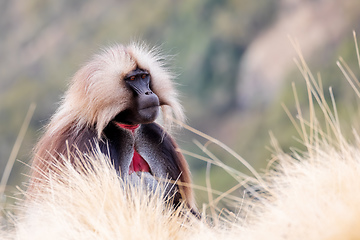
[1,0,360,208]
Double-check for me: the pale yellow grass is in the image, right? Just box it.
[3,146,240,240]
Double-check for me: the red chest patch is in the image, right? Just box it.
[114,122,151,174]
[129,150,150,174]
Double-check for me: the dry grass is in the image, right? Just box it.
[0,103,35,197]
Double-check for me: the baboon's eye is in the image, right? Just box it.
[141,74,147,79]
[130,76,136,81]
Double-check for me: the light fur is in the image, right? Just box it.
[48,43,183,139]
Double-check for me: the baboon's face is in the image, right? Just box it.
[113,68,160,125]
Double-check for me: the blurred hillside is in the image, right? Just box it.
[1,0,360,206]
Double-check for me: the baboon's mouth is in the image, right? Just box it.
[138,105,159,113]
[139,104,159,111]
[138,105,159,123]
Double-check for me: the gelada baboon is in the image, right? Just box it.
[30,43,197,214]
